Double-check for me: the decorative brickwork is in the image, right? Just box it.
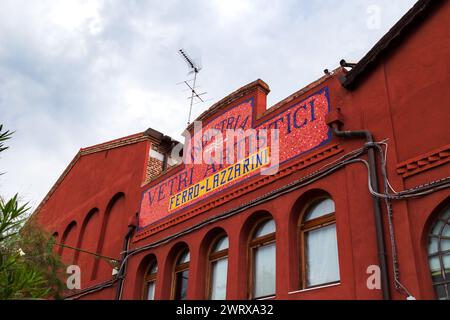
[396,144,450,178]
[145,157,164,184]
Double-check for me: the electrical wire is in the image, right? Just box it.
[53,242,119,264]
[64,279,118,300]
[348,157,450,200]
[377,139,399,194]
[114,146,369,276]
[373,142,413,297]
[66,141,448,299]
[117,143,449,276]
[339,142,448,298]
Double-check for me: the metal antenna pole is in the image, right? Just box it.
[178,48,206,126]
[187,70,197,125]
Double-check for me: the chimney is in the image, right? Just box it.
[144,128,182,183]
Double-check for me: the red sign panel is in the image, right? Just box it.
[138,86,331,229]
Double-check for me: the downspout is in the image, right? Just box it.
[115,216,137,300]
[326,113,390,300]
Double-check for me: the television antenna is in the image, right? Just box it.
[178,49,207,125]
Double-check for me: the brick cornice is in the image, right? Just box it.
[396,144,450,178]
[79,132,150,155]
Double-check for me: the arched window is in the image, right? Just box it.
[208,235,229,300]
[249,218,276,299]
[299,197,340,288]
[60,221,77,261]
[173,249,190,300]
[144,260,158,300]
[428,204,450,300]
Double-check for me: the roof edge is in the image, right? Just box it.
[262,67,341,118]
[343,0,440,89]
[32,131,153,217]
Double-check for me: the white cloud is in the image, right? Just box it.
[0,0,418,208]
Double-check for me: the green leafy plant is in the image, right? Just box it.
[0,195,29,242]
[0,124,65,299]
[0,124,13,153]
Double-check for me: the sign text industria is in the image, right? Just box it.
[138,86,331,229]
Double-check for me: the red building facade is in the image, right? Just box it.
[34,0,450,300]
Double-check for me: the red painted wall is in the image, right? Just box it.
[35,1,449,300]
[35,138,150,290]
[119,1,449,300]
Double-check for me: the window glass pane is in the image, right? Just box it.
[147,281,156,300]
[441,207,450,221]
[443,224,450,237]
[305,224,340,287]
[213,236,229,253]
[435,285,448,300]
[441,239,450,252]
[431,220,445,235]
[149,263,158,275]
[254,219,275,239]
[210,258,228,300]
[429,256,440,273]
[253,243,276,298]
[429,206,450,300]
[177,250,190,265]
[174,270,189,300]
[429,237,439,254]
[305,198,335,221]
[444,254,450,270]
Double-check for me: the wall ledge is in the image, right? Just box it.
[396,144,450,178]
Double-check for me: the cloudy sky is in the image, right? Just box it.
[0,0,417,209]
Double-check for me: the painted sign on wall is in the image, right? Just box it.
[138,86,331,229]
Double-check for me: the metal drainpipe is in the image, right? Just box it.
[115,225,136,300]
[330,123,391,300]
